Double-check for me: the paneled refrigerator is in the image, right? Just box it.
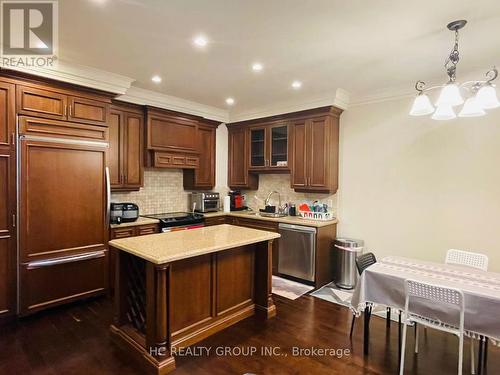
[18,116,110,315]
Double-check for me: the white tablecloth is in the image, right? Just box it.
[351,256,500,343]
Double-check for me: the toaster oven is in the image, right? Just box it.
[189,192,220,213]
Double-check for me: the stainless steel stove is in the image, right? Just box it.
[142,212,204,232]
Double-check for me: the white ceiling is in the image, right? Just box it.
[59,0,500,119]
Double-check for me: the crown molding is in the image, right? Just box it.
[0,59,135,94]
[228,88,350,122]
[118,86,229,123]
[349,88,415,107]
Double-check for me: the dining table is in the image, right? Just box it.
[350,256,500,373]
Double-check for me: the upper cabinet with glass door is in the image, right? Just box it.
[249,122,290,171]
[249,127,266,169]
[270,124,288,168]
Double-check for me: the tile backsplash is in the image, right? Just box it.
[111,169,189,214]
[111,170,337,216]
[242,174,337,214]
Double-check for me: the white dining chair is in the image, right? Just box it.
[446,249,489,374]
[400,279,465,375]
[445,249,489,271]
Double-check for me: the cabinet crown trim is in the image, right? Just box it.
[227,105,343,128]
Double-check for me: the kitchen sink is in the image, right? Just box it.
[259,212,287,218]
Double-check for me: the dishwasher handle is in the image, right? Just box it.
[278,223,317,233]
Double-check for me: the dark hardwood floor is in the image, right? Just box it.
[0,294,497,374]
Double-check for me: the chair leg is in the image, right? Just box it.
[398,311,402,362]
[477,336,483,375]
[458,333,464,375]
[414,323,419,354]
[363,305,370,356]
[470,338,475,375]
[350,314,356,338]
[483,338,488,370]
[399,313,408,375]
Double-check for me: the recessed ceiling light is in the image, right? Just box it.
[193,35,208,48]
[151,75,162,83]
[225,97,235,106]
[252,62,263,72]
[292,80,302,89]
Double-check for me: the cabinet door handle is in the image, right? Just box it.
[69,105,72,117]
[12,214,16,228]
[11,133,15,146]
[63,104,67,117]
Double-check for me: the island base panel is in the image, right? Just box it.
[110,240,275,375]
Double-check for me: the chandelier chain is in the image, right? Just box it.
[444,29,460,82]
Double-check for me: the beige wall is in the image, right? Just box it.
[338,97,500,271]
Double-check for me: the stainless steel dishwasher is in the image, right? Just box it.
[278,223,316,281]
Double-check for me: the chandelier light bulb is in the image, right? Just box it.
[458,96,486,117]
[435,83,464,107]
[476,85,500,109]
[409,94,435,116]
[431,105,456,121]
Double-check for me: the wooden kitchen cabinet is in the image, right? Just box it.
[291,113,340,193]
[249,126,266,169]
[145,107,209,170]
[109,223,160,291]
[227,106,341,193]
[108,103,144,191]
[0,79,16,322]
[228,127,258,190]
[17,85,67,120]
[249,122,290,171]
[224,216,280,275]
[110,223,160,239]
[204,216,227,226]
[146,107,198,154]
[183,120,218,190]
[68,96,108,125]
[17,84,110,126]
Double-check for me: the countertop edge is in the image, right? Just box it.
[203,211,338,227]
[109,226,281,265]
[110,217,160,229]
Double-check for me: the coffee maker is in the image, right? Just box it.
[229,190,247,211]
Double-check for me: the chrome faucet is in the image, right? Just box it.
[264,191,281,211]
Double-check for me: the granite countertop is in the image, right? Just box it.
[109,216,160,229]
[202,210,338,228]
[109,224,280,264]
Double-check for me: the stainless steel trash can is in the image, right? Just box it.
[333,238,364,289]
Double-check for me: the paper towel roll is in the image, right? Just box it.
[223,196,231,213]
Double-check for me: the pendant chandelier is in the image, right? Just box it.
[409,20,499,120]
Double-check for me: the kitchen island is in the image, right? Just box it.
[108,224,280,375]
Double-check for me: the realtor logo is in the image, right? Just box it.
[1,0,58,67]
